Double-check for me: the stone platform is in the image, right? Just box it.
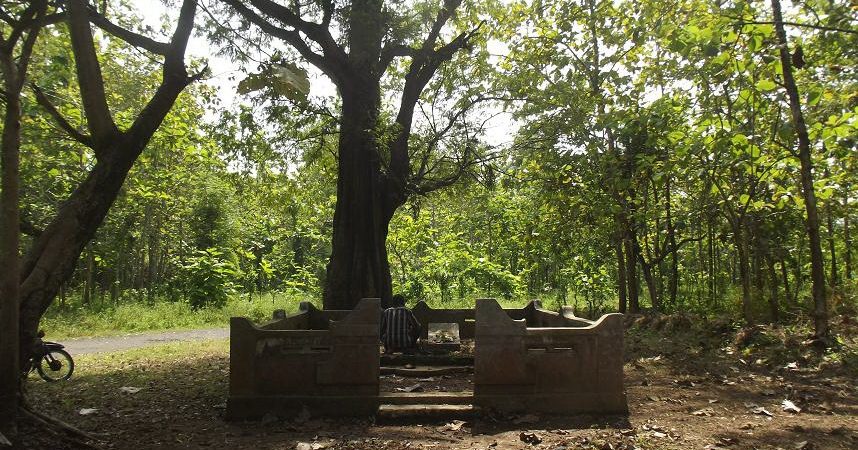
[227,298,627,420]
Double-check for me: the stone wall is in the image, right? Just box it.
[226,298,381,420]
[473,298,628,414]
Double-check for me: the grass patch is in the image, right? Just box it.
[41,292,315,339]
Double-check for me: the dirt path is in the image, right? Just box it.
[63,328,228,355]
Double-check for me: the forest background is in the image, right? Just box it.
[7,0,855,340]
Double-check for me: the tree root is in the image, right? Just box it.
[17,405,102,450]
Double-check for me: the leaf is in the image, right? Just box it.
[752,406,773,417]
[782,399,801,414]
[238,62,310,101]
[691,408,716,416]
[807,88,823,106]
[756,79,777,92]
[439,420,467,432]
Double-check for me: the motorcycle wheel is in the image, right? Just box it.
[37,349,74,382]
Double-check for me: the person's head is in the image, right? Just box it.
[391,294,406,307]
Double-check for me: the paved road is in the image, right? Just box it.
[63,328,229,355]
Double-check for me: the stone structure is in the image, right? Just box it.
[227,298,380,420]
[227,297,627,419]
[473,298,627,414]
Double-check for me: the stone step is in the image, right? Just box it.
[379,391,474,405]
[380,354,474,366]
[376,404,476,422]
[380,365,473,376]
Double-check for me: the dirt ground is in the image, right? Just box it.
[22,315,858,450]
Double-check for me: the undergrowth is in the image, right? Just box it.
[41,292,315,339]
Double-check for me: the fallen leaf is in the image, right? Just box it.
[79,408,98,415]
[782,399,801,414]
[439,420,466,432]
[395,384,423,393]
[691,408,715,417]
[752,407,773,417]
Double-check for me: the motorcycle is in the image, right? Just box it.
[27,330,74,382]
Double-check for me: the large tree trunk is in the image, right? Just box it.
[0,56,23,440]
[322,82,399,310]
[771,0,828,340]
[1,1,47,435]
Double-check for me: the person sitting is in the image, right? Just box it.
[380,294,421,354]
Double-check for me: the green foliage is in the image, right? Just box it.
[178,249,241,309]
[41,292,312,339]
[20,0,858,338]
[237,61,310,102]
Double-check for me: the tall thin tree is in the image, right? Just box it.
[770,0,829,340]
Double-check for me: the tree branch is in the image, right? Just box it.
[127,0,199,142]
[85,6,169,55]
[221,0,344,84]
[320,0,334,26]
[31,84,94,148]
[422,0,463,53]
[246,0,346,66]
[729,18,858,35]
[389,21,483,183]
[163,0,196,73]
[378,43,417,72]
[1,0,40,54]
[15,1,47,91]
[66,0,118,145]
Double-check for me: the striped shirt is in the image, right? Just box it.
[380,307,421,352]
